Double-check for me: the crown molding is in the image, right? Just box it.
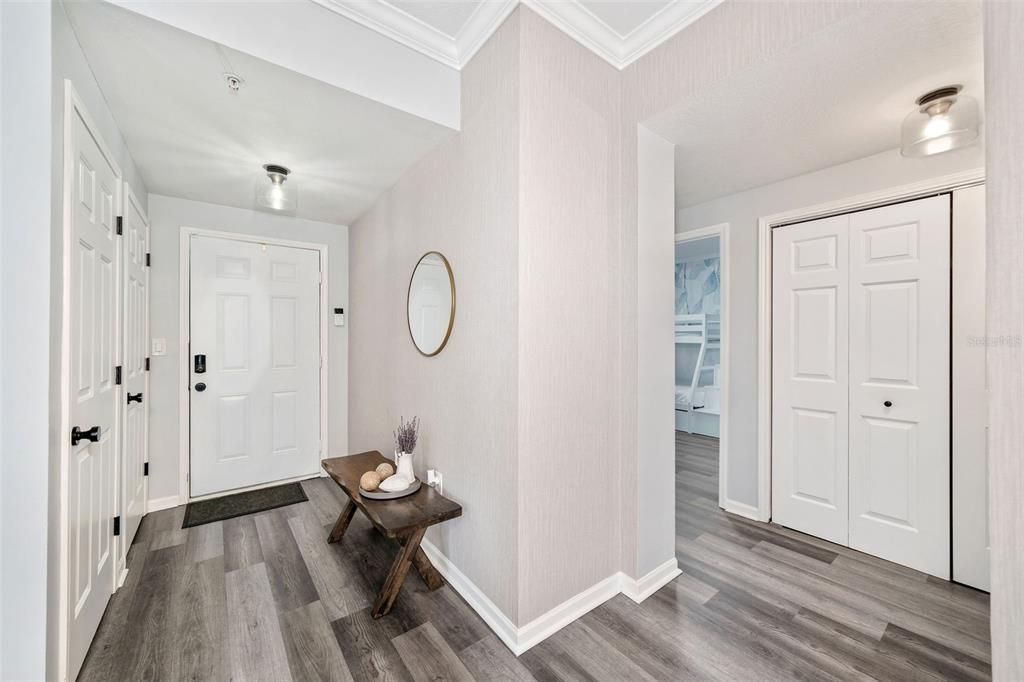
[310,0,461,67]
[619,0,723,66]
[310,0,723,71]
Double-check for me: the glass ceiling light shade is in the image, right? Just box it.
[900,85,979,158]
[255,164,297,213]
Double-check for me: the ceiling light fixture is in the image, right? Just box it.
[255,164,297,213]
[900,85,979,157]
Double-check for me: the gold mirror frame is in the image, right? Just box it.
[406,251,456,357]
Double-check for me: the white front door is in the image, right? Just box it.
[847,196,951,578]
[772,214,850,545]
[120,184,149,564]
[67,103,122,680]
[189,235,322,498]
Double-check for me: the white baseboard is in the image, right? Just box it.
[722,498,760,521]
[420,540,520,653]
[619,557,681,603]
[516,572,622,654]
[146,495,180,513]
[421,540,679,656]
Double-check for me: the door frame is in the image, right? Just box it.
[756,167,985,523]
[57,79,125,682]
[674,223,732,515]
[177,226,330,503]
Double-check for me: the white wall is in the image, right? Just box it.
[634,125,677,579]
[147,195,349,504]
[1,3,52,679]
[676,143,985,509]
[984,2,1024,677]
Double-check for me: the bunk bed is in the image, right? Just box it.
[675,313,721,434]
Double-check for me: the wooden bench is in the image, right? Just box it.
[321,451,462,618]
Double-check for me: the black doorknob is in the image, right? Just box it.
[883,400,893,408]
[195,382,207,392]
[127,392,143,404]
[71,425,101,446]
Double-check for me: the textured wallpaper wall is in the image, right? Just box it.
[349,13,521,621]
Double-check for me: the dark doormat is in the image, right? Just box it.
[183,482,308,528]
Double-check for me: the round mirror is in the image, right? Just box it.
[407,252,455,356]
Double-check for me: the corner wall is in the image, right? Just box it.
[349,12,521,621]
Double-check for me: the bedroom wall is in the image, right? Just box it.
[348,12,521,621]
[146,195,350,506]
[676,143,985,508]
[516,6,622,623]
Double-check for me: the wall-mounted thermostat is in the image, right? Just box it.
[333,307,345,327]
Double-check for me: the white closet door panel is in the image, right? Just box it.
[952,185,989,591]
[848,195,950,579]
[120,186,148,567]
[772,215,850,545]
[68,107,121,682]
[190,237,321,497]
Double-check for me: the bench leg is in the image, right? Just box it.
[372,527,426,619]
[327,500,357,544]
[412,546,444,591]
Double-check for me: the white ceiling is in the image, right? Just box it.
[315,0,722,69]
[644,1,985,209]
[66,1,454,225]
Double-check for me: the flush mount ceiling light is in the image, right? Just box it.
[255,164,297,213]
[900,85,979,157]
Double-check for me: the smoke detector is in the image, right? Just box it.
[224,73,244,93]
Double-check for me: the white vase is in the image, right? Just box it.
[394,449,415,484]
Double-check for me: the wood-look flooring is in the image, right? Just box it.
[80,433,991,680]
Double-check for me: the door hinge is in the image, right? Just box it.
[116,216,123,236]
[145,252,151,267]
[144,462,149,476]
[115,365,123,385]
[145,357,151,371]
[113,515,121,537]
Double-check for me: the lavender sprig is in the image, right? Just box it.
[394,416,419,454]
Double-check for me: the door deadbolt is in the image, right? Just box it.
[194,354,207,374]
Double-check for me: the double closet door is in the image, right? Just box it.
[772,195,951,578]
[65,90,150,681]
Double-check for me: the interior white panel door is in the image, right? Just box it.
[952,184,989,590]
[67,104,121,680]
[190,236,321,497]
[848,195,950,579]
[120,185,149,565]
[772,215,850,545]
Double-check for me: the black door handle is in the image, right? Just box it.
[883,400,893,408]
[194,354,207,374]
[127,392,143,404]
[194,382,207,392]
[71,425,101,446]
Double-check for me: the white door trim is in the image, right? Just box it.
[57,79,125,682]
[674,223,737,516]
[756,167,985,523]
[177,226,330,503]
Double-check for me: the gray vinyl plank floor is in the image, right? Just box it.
[79,434,991,681]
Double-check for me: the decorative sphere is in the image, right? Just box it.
[360,471,382,492]
[375,462,395,478]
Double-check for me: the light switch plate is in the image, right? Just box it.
[152,337,167,356]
